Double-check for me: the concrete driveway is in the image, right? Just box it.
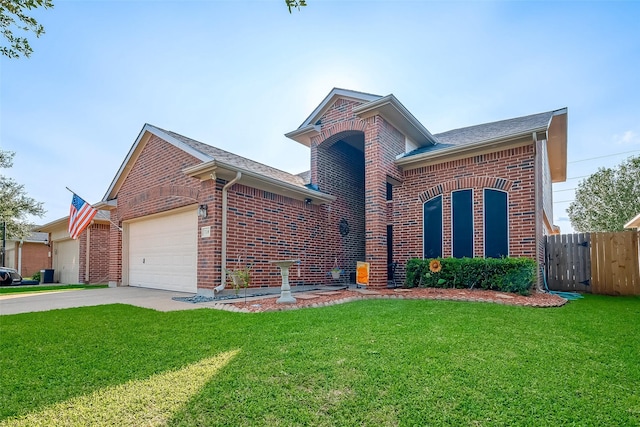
[0,287,218,315]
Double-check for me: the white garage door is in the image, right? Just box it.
[128,209,197,293]
[54,239,79,284]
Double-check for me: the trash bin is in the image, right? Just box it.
[42,269,54,284]
[39,270,45,284]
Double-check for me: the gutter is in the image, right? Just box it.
[215,171,242,294]
[184,161,335,205]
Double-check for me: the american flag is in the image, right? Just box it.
[69,194,98,239]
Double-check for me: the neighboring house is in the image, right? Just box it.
[3,231,51,278]
[95,88,567,293]
[625,213,640,230]
[36,211,111,284]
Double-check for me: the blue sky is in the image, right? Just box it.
[2,0,639,234]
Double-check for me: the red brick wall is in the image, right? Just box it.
[108,211,122,286]
[111,134,335,290]
[394,144,537,281]
[79,223,110,284]
[109,135,205,285]
[313,140,365,280]
[309,98,406,287]
[198,182,331,289]
[19,242,51,277]
[363,116,405,286]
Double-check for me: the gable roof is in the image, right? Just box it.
[161,127,308,188]
[103,124,334,206]
[36,210,111,233]
[286,88,438,148]
[397,108,568,182]
[297,88,382,130]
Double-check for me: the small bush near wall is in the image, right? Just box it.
[405,257,536,295]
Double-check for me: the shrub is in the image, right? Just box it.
[404,257,536,295]
[31,271,41,283]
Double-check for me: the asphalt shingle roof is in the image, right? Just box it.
[404,110,558,157]
[154,127,309,189]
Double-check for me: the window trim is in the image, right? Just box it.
[422,194,443,259]
[451,188,474,258]
[483,188,509,258]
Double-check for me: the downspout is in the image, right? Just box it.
[533,132,543,292]
[85,226,91,284]
[18,240,23,275]
[215,171,242,293]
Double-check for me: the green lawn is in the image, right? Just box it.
[1,295,638,426]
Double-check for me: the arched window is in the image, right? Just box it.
[484,189,508,258]
[423,195,442,258]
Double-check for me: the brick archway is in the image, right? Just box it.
[312,119,368,148]
[418,176,514,202]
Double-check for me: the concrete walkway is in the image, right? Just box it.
[0,287,214,315]
[0,285,350,315]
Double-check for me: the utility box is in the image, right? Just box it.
[42,269,54,284]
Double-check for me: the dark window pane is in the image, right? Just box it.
[484,189,508,258]
[386,182,393,201]
[452,189,473,258]
[423,196,442,258]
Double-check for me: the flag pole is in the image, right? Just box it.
[65,187,122,232]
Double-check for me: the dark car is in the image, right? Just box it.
[0,267,22,285]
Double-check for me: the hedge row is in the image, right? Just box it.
[404,257,536,295]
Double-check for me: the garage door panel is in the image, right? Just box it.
[54,239,79,284]
[128,209,197,293]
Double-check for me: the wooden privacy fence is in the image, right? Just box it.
[545,231,640,296]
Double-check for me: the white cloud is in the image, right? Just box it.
[613,130,639,145]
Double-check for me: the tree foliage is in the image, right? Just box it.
[568,155,640,232]
[1,0,54,59]
[285,0,306,13]
[0,150,45,239]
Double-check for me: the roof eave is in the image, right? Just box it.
[284,124,321,147]
[353,94,438,147]
[102,124,212,202]
[295,88,382,131]
[396,131,541,169]
[624,213,640,229]
[546,108,568,183]
[184,161,335,205]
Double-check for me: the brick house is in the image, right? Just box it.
[37,212,111,284]
[3,232,51,278]
[99,88,566,292]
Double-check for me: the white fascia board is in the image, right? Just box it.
[185,160,335,204]
[35,216,70,232]
[93,200,117,210]
[353,95,438,146]
[102,124,213,202]
[284,124,321,147]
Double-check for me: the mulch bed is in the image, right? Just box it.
[229,287,568,313]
